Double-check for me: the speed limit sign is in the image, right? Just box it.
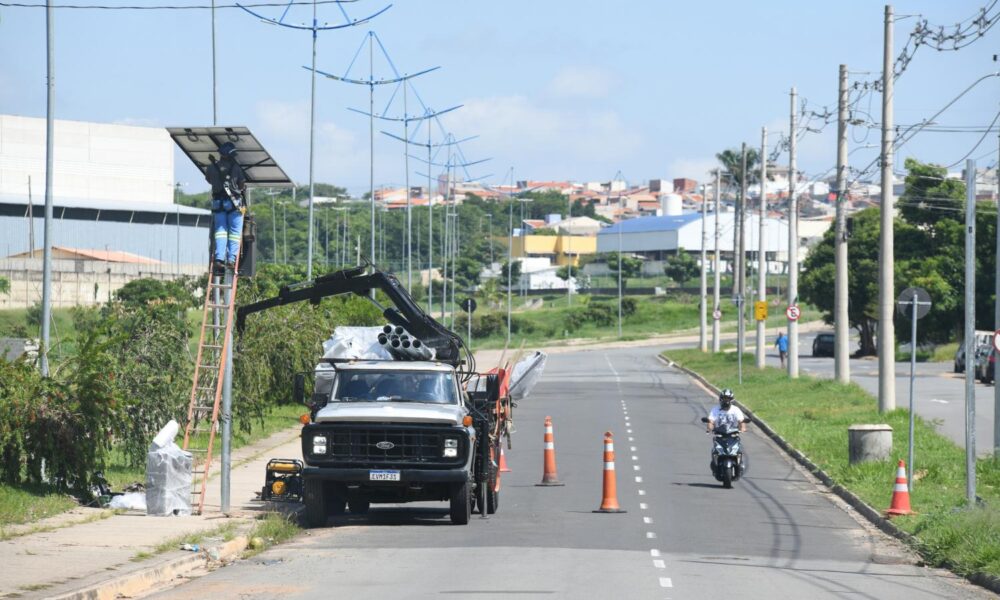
[712,309,722,321]
[786,305,801,321]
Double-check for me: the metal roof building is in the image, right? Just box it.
[0,114,210,265]
[596,212,791,259]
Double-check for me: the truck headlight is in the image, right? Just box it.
[312,435,328,455]
[443,438,458,457]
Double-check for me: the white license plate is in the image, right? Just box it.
[369,470,400,481]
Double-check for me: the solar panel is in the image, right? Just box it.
[166,126,294,188]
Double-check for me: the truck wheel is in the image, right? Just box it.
[327,490,347,515]
[450,480,471,525]
[486,461,499,514]
[348,499,370,515]
[303,480,328,528]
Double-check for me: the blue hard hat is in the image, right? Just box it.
[218,142,238,157]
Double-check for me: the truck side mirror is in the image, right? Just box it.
[486,373,501,403]
[293,373,306,405]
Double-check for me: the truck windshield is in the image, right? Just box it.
[333,370,459,405]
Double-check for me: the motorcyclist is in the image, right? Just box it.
[705,388,746,434]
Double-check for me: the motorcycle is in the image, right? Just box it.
[700,416,751,488]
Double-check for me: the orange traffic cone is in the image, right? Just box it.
[886,459,914,516]
[595,431,626,513]
[500,447,511,473]
[536,416,564,486]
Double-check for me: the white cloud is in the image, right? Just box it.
[446,94,642,176]
[545,66,619,99]
[666,157,718,181]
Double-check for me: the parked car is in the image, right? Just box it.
[975,343,995,384]
[958,331,995,373]
[812,333,835,357]
[954,344,966,373]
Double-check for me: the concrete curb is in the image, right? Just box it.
[50,535,249,600]
[657,353,1000,596]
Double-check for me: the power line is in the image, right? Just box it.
[0,0,357,9]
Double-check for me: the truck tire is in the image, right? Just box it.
[327,490,347,515]
[486,476,499,514]
[348,498,370,514]
[450,480,471,525]
[303,480,328,528]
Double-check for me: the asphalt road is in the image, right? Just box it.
[149,347,989,599]
[744,330,997,455]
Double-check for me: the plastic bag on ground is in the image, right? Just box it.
[146,420,192,516]
[109,491,147,511]
[322,326,392,360]
[508,351,547,401]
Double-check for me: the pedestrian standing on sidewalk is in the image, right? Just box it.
[775,331,788,368]
[205,142,247,274]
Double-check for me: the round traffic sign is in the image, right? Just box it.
[460,297,477,314]
[993,329,1000,354]
[896,286,931,320]
[712,309,722,321]
[786,305,801,321]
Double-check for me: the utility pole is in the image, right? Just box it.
[306,0,318,279]
[40,1,55,376]
[369,35,376,278]
[699,180,708,352]
[996,126,1000,458]
[712,169,721,352]
[788,87,800,378]
[756,127,767,368]
[211,0,217,125]
[567,196,572,307]
[507,194,513,343]
[835,66,851,384]
[965,159,977,504]
[878,4,896,412]
[739,144,748,348]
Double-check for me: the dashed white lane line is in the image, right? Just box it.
[638,489,646,495]
[643,516,653,524]
[627,429,633,433]
[639,502,648,510]
[659,577,673,588]
[630,446,637,451]
[653,559,665,569]
[646,531,657,539]
[635,476,643,483]
[650,549,660,557]
[631,455,639,461]
[628,437,634,442]
[633,465,641,471]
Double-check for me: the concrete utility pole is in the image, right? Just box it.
[306,0,318,280]
[40,2,55,377]
[567,195,572,307]
[835,66,851,384]
[996,128,1000,458]
[712,169,722,352]
[756,127,767,369]
[965,159,977,504]
[739,144,748,337]
[211,0,217,125]
[699,180,708,352]
[788,87,800,379]
[878,4,896,412]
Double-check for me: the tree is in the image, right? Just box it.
[716,147,760,189]
[663,248,699,286]
[898,158,964,229]
[0,276,9,295]
[501,260,521,286]
[605,252,643,289]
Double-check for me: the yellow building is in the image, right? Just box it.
[511,234,597,267]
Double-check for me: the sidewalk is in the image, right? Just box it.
[0,424,304,599]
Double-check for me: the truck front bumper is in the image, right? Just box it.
[302,466,469,484]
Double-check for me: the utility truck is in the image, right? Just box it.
[237,265,510,526]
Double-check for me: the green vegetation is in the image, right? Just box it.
[932,342,959,363]
[666,348,1000,579]
[133,520,240,562]
[0,483,76,529]
[802,159,997,355]
[460,293,820,350]
[244,512,301,557]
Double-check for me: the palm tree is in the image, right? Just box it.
[716,147,760,192]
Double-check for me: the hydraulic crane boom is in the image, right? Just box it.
[236,265,466,368]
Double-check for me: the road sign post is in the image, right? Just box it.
[785,305,801,321]
[897,286,931,492]
[733,294,744,384]
[712,309,722,321]
[754,300,768,322]
[461,297,477,351]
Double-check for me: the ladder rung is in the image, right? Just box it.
[210,283,233,290]
[188,448,208,453]
[204,324,226,329]
[207,303,231,309]
[198,364,220,370]
[201,344,224,350]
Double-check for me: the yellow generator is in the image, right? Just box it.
[260,459,304,502]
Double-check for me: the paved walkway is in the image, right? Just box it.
[0,425,303,599]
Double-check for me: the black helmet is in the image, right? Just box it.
[719,388,734,409]
[218,141,238,157]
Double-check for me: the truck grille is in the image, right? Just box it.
[305,423,464,468]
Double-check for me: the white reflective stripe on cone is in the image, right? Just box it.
[606,443,614,452]
[604,462,615,470]
[894,483,909,492]
[544,442,555,450]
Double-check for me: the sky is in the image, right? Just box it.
[1,0,999,195]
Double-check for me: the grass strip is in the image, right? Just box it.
[665,348,1000,579]
[132,520,240,562]
[243,512,301,558]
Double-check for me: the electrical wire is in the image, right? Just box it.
[0,1,357,9]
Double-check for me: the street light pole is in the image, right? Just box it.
[699,179,708,352]
[712,169,721,353]
[788,87,800,378]
[756,126,767,369]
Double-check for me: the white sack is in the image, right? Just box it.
[508,351,547,401]
[322,326,392,360]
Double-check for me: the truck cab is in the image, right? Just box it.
[301,360,479,525]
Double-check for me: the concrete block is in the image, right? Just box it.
[848,424,893,464]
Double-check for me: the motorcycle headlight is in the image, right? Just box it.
[312,435,328,455]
